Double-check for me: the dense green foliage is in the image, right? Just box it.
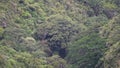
[67,32,106,68]
[0,0,120,68]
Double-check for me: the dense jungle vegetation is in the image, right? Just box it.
[0,0,120,68]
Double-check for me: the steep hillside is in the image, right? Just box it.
[0,0,120,68]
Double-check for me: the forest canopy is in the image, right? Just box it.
[0,0,120,68]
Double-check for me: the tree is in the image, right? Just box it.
[66,32,106,68]
[33,15,81,58]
